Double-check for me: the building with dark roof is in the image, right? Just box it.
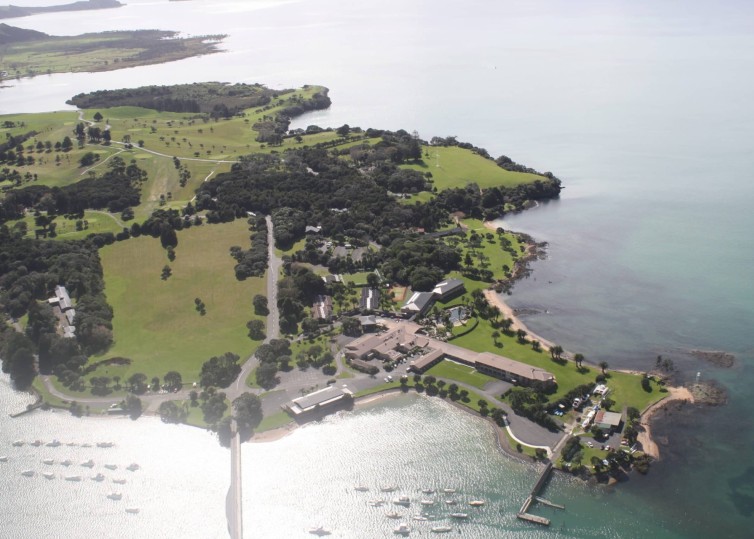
[359,287,380,311]
[401,291,435,317]
[432,278,465,300]
[312,295,333,320]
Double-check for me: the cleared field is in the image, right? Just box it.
[96,220,265,382]
[403,145,543,191]
[426,360,496,389]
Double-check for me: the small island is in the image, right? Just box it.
[0,23,225,80]
[0,0,122,20]
[0,82,695,509]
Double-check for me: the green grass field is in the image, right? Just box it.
[95,219,265,382]
[403,145,544,191]
[426,360,496,389]
[256,411,294,433]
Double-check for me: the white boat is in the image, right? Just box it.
[43,472,55,479]
[431,526,453,533]
[393,522,411,535]
[107,492,122,500]
[21,470,35,477]
[308,525,331,536]
[81,459,95,468]
[468,500,485,507]
[81,443,92,448]
[0,456,9,462]
[421,488,435,494]
[43,459,55,465]
[126,463,140,471]
[104,464,118,470]
[420,499,435,506]
[450,513,468,519]
[381,485,398,492]
[113,478,127,485]
[385,511,403,519]
[61,459,72,467]
[65,475,82,481]
[66,442,78,447]
[393,496,411,507]
[125,508,139,514]
[12,440,24,447]
[354,485,369,492]
[46,440,61,447]
[368,500,384,507]
[412,515,428,522]
[444,500,457,505]
[92,473,105,482]
[30,440,43,447]
[442,488,456,494]
[97,442,114,448]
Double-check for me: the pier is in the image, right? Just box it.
[516,462,564,527]
[9,402,43,418]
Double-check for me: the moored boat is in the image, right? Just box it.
[385,511,403,519]
[381,485,398,492]
[125,508,139,514]
[65,475,82,481]
[107,492,122,500]
[368,500,384,507]
[31,440,43,447]
[81,459,95,468]
[354,485,369,492]
[442,488,456,494]
[126,463,140,471]
[113,478,127,484]
[104,464,118,470]
[61,459,73,466]
[420,499,435,506]
[92,473,105,482]
[412,515,428,522]
[308,525,331,536]
[21,470,35,477]
[450,513,468,519]
[43,459,54,465]
[46,440,61,447]
[431,526,453,533]
[43,472,55,479]
[393,522,411,535]
[421,488,435,494]
[97,442,114,448]
[0,456,8,462]
[468,500,485,507]
[444,499,457,505]
[393,495,410,507]
[12,440,24,447]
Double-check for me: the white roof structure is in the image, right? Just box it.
[286,386,353,416]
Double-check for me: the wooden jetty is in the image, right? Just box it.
[516,462,564,527]
[9,402,43,418]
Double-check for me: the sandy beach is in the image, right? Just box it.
[482,289,556,350]
[637,386,694,459]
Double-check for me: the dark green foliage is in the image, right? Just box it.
[255,362,278,389]
[246,319,265,340]
[233,392,263,434]
[0,326,36,388]
[252,294,268,316]
[199,352,241,388]
[201,391,228,424]
[232,218,268,279]
[163,370,182,391]
[123,394,142,420]
[505,386,560,431]
[158,400,187,424]
[561,436,583,462]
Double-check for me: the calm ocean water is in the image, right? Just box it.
[2,0,753,537]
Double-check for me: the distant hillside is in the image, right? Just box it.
[0,23,48,44]
[0,0,121,20]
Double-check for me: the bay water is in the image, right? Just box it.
[2,0,753,536]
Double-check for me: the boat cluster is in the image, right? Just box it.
[11,440,115,448]
[353,484,486,534]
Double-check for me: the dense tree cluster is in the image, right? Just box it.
[377,236,460,291]
[229,216,268,279]
[0,156,145,224]
[504,386,560,431]
[199,352,241,388]
[254,339,291,389]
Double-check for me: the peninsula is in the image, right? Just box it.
[0,0,122,20]
[0,23,225,80]
[0,82,687,490]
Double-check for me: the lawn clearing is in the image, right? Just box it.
[97,219,265,382]
[402,145,544,191]
[426,360,496,389]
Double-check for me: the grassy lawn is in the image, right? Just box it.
[256,411,294,433]
[451,316,659,410]
[426,360,496,389]
[397,191,435,204]
[274,237,306,258]
[503,428,539,458]
[402,145,544,191]
[96,219,265,382]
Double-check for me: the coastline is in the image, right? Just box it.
[637,386,694,460]
[482,289,555,351]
